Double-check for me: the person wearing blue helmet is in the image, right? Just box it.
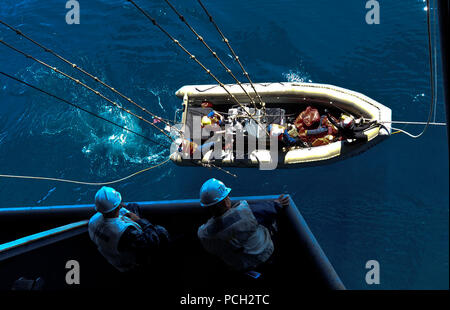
[88,186,170,273]
[197,179,290,271]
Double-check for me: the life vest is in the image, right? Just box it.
[88,211,143,272]
[197,201,274,271]
[294,106,320,128]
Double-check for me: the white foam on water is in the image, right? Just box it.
[282,69,312,83]
[148,87,168,112]
[80,102,169,174]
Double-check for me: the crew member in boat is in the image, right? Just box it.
[88,186,170,272]
[268,123,301,146]
[178,138,200,156]
[201,100,214,108]
[325,109,376,142]
[302,115,338,146]
[201,116,222,132]
[197,178,290,271]
[177,138,223,159]
[201,110,224,128]
[292,106,338,146]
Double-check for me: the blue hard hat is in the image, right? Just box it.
[95,186,122,214]
[200,178,231,207]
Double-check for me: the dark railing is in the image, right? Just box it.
[0,195,345,290]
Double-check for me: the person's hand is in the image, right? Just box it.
[124,212,140,222]
[275,194,290,209]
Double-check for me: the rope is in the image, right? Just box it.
[163,0,259,111]
[0,38,175,142]
[0,19,179,132]
[126,0,269,137]
[0,158,171,186]
[197,0,265,108]
[0,71,169,148]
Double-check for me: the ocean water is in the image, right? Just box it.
[0,0,448,289]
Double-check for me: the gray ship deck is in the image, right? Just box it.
[0,195,344,293]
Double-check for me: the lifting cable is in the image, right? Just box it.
[0,71,169,148]
[163,0,259,111]
[0,71,173,185]
[0,158,171,186]
[199,162,238,178]
[127,0,269,137]
[0,38,175,142]
[432,0,438,123]
[390,0,437,138]
[0,19,180,134]
[197,0,265,108]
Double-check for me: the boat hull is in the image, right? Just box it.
[171,82,392,168]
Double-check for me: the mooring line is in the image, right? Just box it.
[0,158,171,186]
[378,120,446,126]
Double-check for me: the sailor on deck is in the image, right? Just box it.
[88,186,170,272]
[197,179,290,271]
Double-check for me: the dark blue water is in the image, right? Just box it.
[0,0,448,289]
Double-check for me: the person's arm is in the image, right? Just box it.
[325,111,340,129]
[274,194,290,210]
[305,126,328,136]
[118,217,170,254]
[282,129,298,144]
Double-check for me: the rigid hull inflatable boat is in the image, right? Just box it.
[170,82,392,168]
[0,195,344,291]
